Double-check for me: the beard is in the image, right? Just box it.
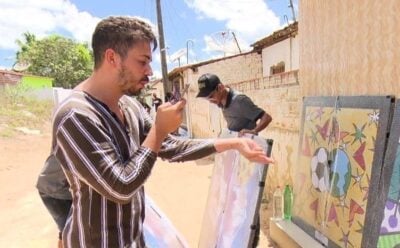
[118,65,148,96]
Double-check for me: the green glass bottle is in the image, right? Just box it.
[283,184,293,220]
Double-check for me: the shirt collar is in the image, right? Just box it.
[224,88,234,109]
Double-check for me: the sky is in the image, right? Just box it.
[0,0,298,78]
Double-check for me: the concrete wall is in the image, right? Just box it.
[300,0,400,97]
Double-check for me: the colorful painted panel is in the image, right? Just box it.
[199,130,273,248]
[378,101,400,248]
[144,195,188,248]
[293,96,394,248]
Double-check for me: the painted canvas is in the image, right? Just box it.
[292,96,394,248]
[198,130,273,248]
[143,195,188,248]
[377,100,400,248]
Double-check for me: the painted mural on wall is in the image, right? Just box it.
[378,150,400,247]
[292,96,393,248]
[378,101,400,248]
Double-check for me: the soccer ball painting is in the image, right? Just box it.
[311,147,331,192]
[329,148,351,198]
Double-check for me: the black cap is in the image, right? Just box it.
[196,73,221,98]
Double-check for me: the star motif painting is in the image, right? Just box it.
[292,96,393,248]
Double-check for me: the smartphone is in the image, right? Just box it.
[180,83,190,98]
[173,84,190,102]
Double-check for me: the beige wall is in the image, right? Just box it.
[300,0,400,96]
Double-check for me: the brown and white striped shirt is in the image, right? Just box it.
[53,91,215,248]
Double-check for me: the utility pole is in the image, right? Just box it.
[156,0,171,94]
[186,39,194,64]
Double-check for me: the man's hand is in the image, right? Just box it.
[154,100,186,136]
[143,100,186,153]
[236,138,274,164]
[238,129,257,137]
[214,137,274,164]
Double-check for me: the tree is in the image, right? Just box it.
[15,32,36,59]
[16,33,93,88]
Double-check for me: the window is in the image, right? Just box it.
[270,61,285,75]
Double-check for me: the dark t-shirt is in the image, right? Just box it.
[222,90,265,132]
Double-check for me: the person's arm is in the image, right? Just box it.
[240,112,272,136]
[156,135,273,164]
[55,112,157,204]
[139,100,273,164]
[138,99,216,162]
[235,94,272,136]
[55,101,184,204]
[157,136,217,162]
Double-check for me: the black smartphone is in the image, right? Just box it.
[180,84,190,99]
[172,84,190,103]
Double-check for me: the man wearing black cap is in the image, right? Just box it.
[197,73,272,136]
[197,73,272,247]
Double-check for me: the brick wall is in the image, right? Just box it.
[0,70,22,87]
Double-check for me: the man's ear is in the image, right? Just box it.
[217,83,224,92]
[104,48,119,67]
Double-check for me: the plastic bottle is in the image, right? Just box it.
[272,186,283,220]
[283,184,293,220]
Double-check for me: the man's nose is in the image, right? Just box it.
[145,65,153,76]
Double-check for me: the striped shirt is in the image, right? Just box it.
[53,91,215,248]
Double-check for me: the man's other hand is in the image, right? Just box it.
[154,100,186,135]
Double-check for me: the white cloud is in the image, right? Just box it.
[0,0,100,50]
[185,0,280,53]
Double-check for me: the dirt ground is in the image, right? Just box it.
[0,123,274,248]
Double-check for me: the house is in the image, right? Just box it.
[251,22,298,77]
[154,22,300,141]
[0,69,23,89]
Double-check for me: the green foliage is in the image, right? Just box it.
[16,33,93,88]
[0,86,53,137]
[15,32,36,59]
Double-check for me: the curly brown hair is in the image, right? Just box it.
[92,16,157,69]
